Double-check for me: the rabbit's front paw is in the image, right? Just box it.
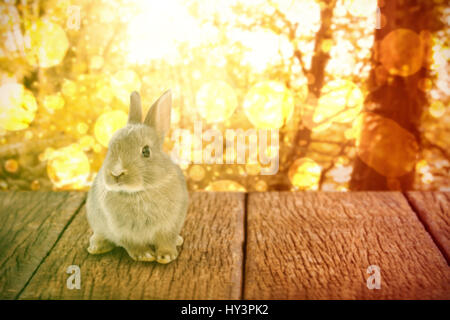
[156,247,178,264]
[125,246,156,262]
[176,235,184,246]
[87,234,115,255]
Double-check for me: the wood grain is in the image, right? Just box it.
[244,192,450,299]
[0,191,86,299]
[19,192,245,299]
[405,192,450,263]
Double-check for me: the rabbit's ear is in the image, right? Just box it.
[144,90,172,141]
[128,91,142,124]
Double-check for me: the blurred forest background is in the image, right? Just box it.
[0,0,448,192]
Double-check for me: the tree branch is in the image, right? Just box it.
[423,138,450,160]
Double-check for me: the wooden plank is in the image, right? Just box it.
[405,192,450,263]
[244,192,450,299]
[0,191,86,299]
[19,192,245,299]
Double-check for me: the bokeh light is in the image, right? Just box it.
[25,19,69,68]
[189,164,205,181]
[330,165,353,183]
[126,0,206,64]
[310,79,364,130]
[47,144,90,190]
[30,179,40,190]
[4,159,19,173]
[43,94,65,113]
[429,101,446,118]
[79,135,96,152]
[380,29,424,77]
[94,110,128,147]
[288,157,322,190]
[254,179,268,191]
[243,81,294,129]
[196,81,238,123]
[0,83,37,131]
[206,180,246,192]
[110,70,142,104]
[275,0,321,35]
[231,30,294,72]
[356,112,419,178]
[245,163,261,175]
[344,0,378,17]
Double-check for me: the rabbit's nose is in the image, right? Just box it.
[110,170,126,180]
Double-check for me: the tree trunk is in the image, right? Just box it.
[350,0,439,191]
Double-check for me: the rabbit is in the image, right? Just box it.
[86,90,189,264]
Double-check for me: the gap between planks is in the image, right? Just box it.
[403,192,449,265]
[240,192,249,300]
[15,195,86,299]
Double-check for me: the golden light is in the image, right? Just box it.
[39,147,55,162]
[94,110,128,147]
[275,0,321,35]
[206,180,246,192]
[313,79,364,128]
[344,0,378,17]
[96,80,114,103]
[126,0,205,64]
[189,165,205,182]
[4,159,19,173]
[61,79,77,97]
[0,82,37,131]
[110,70,141,104]
[196,81,238,123]
[356,112,419,178]
[25,19,69,68]
[90,56,104,70]
[288,157,322,190]
[418,78,433,92]
[43,94,65,113]
[344,117,363,140]
[380,29,424,77]
[329,165,353,183]
[430,36,449,97]
[429,101,446,118]
[30,180,40,191]
[93,144,103,153]
[245,163,261,175]
[254,179,268,192]
[243,81,294,129]
[47,144,90,190]
[326,40,357,77]
[77,122,89,135]
[78,135,96,152]
[421,172,434,184]
[416,159,429,174]
[231,29,293,72]
[171,108,180,124]
[321,39,333,53]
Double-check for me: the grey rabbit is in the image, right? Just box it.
[86,90,188,264]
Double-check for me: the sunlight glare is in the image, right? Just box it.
[126,0,208,64]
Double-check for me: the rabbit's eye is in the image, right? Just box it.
[142,145,151,158]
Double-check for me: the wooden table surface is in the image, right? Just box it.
[0,191,448,300]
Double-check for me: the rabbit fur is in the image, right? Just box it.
[86,90,188,264]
